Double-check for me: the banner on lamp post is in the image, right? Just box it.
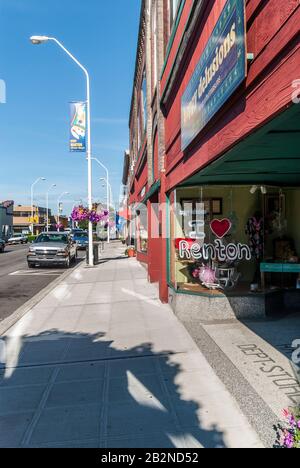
[69,102,87,152]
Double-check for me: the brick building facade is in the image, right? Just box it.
[125,0,300,319]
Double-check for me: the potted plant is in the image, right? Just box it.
[125,246,136,258]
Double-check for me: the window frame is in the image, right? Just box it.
[169,0,180,33]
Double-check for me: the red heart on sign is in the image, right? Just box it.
[210,219,232,239]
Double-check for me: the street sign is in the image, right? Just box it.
[181,0,247,150]
[28,216,39,224]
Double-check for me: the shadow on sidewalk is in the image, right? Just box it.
[0,329,227,448]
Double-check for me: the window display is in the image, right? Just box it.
[136,205,148,253]
[169,186,300,296]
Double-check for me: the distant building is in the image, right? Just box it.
[0,201,14,240]
[13,205,53,235]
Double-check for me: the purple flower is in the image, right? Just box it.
[71,206,109,224]
[283,432,294,449]
[289,415,296,427]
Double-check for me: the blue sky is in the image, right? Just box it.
[0,0,140,215]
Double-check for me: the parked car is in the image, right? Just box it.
[27,232,77,269]
[8,233,28,245]
[0,239,5,253]
[71,228,84,236]
[73,231,89,250]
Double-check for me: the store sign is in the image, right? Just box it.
[70,102,87,152]
[181,0,247,150]
[178,239,251,262]
[178,216,252,262]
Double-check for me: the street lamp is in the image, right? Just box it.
[100,177,114,243]
[91,157,110,244]
[30,177,46,235]
[46,184,57,233]
[30,35,94,266]
[57,192,70,231]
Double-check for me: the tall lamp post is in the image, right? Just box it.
[30,35,94,266]
[91,157,110,244]
[100,177,112,243]
[46,184,56,233]
[57,192,70,231]
[30,177,46,235]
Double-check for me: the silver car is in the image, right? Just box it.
[8,233,28,245]
[27,232,77,269]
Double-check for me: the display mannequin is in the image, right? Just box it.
[245,211,264,284]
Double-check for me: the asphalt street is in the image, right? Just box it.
[0,244,84,323]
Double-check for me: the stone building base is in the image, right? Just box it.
[168,288,300,322]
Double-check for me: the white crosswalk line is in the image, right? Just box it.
[9,270,62,277]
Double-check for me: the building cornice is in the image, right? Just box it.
[160,0,207,111]
[129,0,147,127]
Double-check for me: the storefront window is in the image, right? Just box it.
[169,186,300,296]
[137,204,148,253]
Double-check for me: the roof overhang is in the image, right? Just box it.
[180,104,300,187]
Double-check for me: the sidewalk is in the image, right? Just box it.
[0,242,263,448]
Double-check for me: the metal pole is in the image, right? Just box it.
[92,157,110,244]
[43,38,94,266]
[46,191,49,233]
[57,199,60,232]
[57,192,69,233]
[86,72,94,265]
[31,177,45,235]
[31,184,34,235]
[105,177,110,244]
[46,184,56,233]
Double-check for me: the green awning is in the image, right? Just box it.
[142,180,161,203]
[180,105,300,187]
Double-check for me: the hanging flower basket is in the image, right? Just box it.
[71,206,109,224]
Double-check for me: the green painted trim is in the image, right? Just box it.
[178,104,300,187]
[160,0,186,79]
[142,180,161,204]
[166,194,171,285]
[161,1,198,103]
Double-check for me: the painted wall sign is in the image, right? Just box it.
[181,0,247,150]
[70,102,87,152]
[210,218,232,238]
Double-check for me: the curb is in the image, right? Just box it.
[0,260,83,337]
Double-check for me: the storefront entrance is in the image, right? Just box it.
[167,105,300,320]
